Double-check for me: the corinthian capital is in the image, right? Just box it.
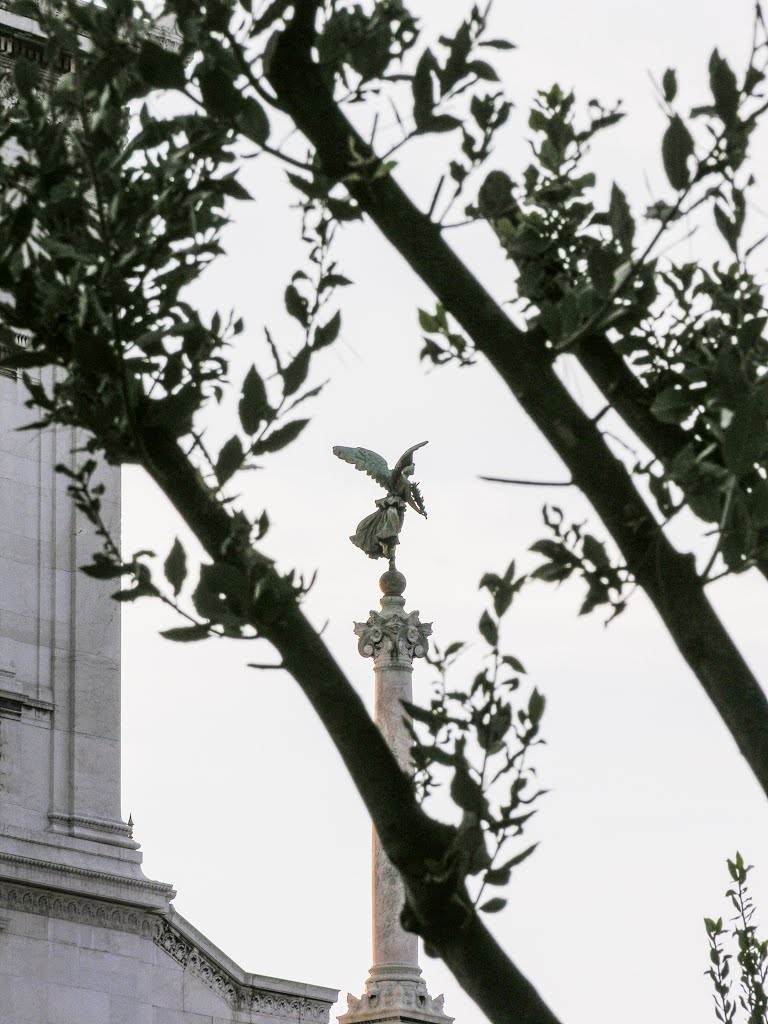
[354,608,432,664]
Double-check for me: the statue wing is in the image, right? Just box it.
[333,446,393,490]
[392,440,428,479]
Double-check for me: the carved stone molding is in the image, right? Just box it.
[0,880,159,935]
[155,921,331,1021]
[0,849,175,899]
[0,881,333,1022]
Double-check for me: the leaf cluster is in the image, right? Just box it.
[405,561,544,916]
[705,853,768,1024]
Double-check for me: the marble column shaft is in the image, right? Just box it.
[341,570,452,1024]
[372,654,418,968]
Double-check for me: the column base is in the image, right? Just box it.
[338,964,453,1024]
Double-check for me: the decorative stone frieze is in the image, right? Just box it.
[0,881,336,1022]
[155,920,332,1021]
[0,880,159,935]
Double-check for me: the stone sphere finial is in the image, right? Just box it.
[379,568,406,597]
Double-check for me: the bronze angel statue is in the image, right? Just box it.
[333,441,428,564]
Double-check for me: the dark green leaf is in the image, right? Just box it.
[479,897,507,913]
[164,538,187,597]
[450,766,486,814]
[478,609,498,647]
[582,534,610,569]
[467,60,499,82]
[314,310,341,349]
[500,842,539,871]
[284,284,308,326]
[528,689,545,726]
[709,50,739,125]
[423,114,462,133]
[160,624,211,642]
[215,435,244,484]
[722,395,768,476]
[609,184,635,254]
[10,0,40,18]
[650,386,693,424]
[80,561,126,580]
[251,418,309,454]
[502,654,526,674]
[662,68,677,103]
[282,346,311,397]
[479,39,517,50]
[237,99,270,145]
[239,366,270,435]
[13,56,40,95]
[412,49,437,129]
[401,699,438,725]
[198,65,241,118]
[662,115,694,191]
[587,246,619,299]
[137,40,186,91]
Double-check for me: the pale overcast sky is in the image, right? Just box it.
[121,2,768,1022]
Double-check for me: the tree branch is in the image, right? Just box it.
[136,421,561,1024]
[266,14,768,811]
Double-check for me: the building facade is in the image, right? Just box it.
[0,8,337,1022]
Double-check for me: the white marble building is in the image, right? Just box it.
[0,9,338,1022]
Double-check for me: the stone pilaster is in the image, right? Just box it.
[340,570,452,1024]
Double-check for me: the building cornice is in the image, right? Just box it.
[0,880,339,1022]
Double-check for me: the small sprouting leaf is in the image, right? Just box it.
[164,538,187,597]
[215,435,244,485]
[662,68,677,103]
[160,624,211,642]
[478,609,498,648]
[314,310,341,349]
[239,365,270,435]
[662,115,694,191]
[479,897,507,913]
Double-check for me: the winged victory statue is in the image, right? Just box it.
[333,441,428,565]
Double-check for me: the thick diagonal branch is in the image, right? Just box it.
[137,423,562,1024]
[266,8,768,803]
